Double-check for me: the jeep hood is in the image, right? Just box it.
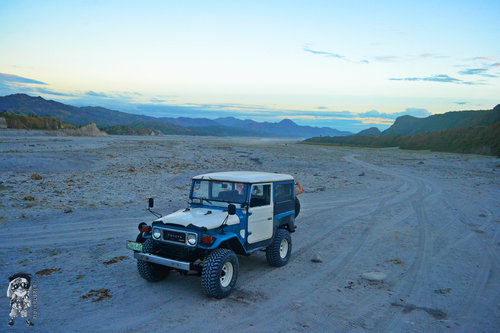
[157,207,240,230]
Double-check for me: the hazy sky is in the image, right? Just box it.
[0,0,499,131]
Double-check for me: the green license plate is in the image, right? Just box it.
[126,241,143,252]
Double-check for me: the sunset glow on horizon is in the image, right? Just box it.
[1,0,499,132]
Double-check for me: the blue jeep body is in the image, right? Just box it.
[147,172,295,263]
[129,171,299,298]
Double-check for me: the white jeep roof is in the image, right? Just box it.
[192,171,293,183]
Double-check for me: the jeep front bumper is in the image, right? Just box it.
[134,252,190,271]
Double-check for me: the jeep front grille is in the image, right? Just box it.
[156,242,200,262]
[162,229,186,244]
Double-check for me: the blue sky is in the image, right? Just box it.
[0,0,499,132]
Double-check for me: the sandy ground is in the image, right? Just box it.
[0,132,499,332]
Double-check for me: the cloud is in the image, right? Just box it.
[358,108,430,119]
[419,53,448,59]
[83,90,142,99]
[455,57,500,78]
[472,56,494,61]
[454,101,468,105]
[294,110,355,118]
[34,87,75,97]
[459,68,489,75]
[354,117,394,125]
[390,74,459,83]
[316,106,327,110]
[86,91,110,98]
[66,91,152,110]
[303,47,457,65]
[149,98,166,103]
[277,115,393,126]
[302,45,374,64]
[389,74,481,85]
[359,110,384,117]
[277,115,394,126]
[0,73,77,98]
[457,63,499,78]
[401,108,431,117]
[303,45,344,59]
[373,56,399,62]
[373,53,450,62]
[420,53,437,58]
[177,102,276,113]
[0,73,47,85]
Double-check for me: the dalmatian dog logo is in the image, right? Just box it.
[7,273,34,326]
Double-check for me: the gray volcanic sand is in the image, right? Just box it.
[0,133,499,332]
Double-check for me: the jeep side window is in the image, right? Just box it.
[250,184,270,207]
[275,183,293,202]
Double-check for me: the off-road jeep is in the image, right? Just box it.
[126,171,300,298]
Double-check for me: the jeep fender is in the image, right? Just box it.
[208,233,247,255]
[275,212,296,232]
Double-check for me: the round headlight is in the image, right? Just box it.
[187,233,197,246]
[152,228,161,239]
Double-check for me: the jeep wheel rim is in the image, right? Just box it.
[220,262,233,288]
[280,238,289,259]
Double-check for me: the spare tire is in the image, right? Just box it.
[295,197,300,218]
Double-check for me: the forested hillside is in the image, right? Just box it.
[304,105,500,156]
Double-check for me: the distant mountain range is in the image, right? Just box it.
[306,105,500,156]
[0,94,352,138]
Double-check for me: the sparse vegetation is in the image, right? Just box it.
[1,111,74,130]
[305,122,500,156]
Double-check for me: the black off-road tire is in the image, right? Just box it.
[136,239,170,282]
[295,197,300,218]
[201,249,239,299]
[266,229,292,267]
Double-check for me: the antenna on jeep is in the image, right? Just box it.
[147,198,162,218]
[220,215,229,234]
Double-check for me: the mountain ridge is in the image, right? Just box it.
[382,105,500,136]
[0,94,351,138]
[303,104,500,156]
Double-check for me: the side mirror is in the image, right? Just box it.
[227,204,236,215]
[148,198,154,208]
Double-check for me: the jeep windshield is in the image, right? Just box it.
[190,180,248,204]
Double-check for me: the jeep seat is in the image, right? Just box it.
[217,190,243,202]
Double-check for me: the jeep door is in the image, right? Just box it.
[247,183,273,244]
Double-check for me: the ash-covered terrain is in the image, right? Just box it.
[0,132,498,332]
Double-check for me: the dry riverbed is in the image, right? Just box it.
[0,132,499,332]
